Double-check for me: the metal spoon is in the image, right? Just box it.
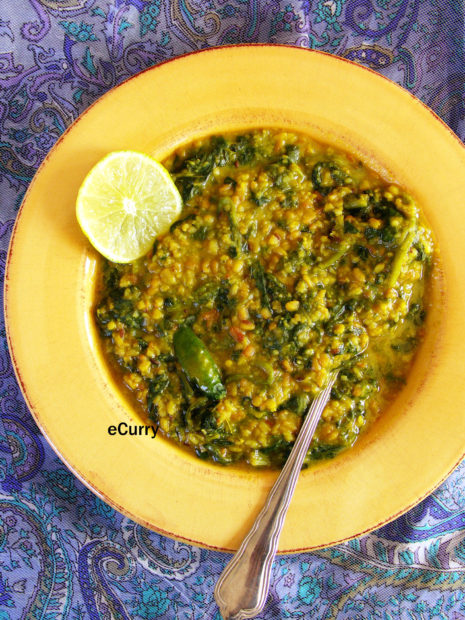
[214,371,338,620]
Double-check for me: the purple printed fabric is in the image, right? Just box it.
[1,2,465,618]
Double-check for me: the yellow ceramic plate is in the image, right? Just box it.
[5,45,465,552]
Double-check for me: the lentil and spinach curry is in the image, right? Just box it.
[95,129,433,468]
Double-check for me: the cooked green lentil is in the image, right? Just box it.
[95,129,434,468]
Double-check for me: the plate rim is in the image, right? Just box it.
[4,43,465,552]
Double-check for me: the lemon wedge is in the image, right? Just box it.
[76,151,182,263]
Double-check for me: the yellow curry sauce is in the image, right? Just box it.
[95,130,433,467]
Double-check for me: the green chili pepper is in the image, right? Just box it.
[173,326,226,400]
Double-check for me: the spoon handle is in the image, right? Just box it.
[214,372,337,620]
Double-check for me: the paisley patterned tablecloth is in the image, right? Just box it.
[1,2,465,619]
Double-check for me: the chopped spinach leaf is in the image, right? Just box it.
[250,260,272,312]
[312,161,350,195]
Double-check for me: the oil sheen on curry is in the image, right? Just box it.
[95,129,434,468]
